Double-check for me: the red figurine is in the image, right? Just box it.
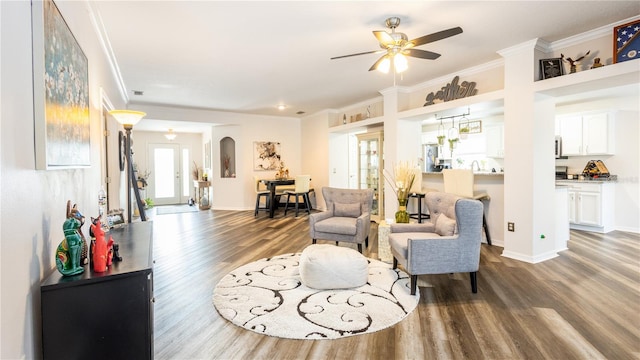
[90,216,114,273]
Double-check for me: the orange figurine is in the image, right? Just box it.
[90,216,114,273]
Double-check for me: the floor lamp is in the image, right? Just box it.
[109,110,147,223]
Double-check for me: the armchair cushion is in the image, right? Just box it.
[435,213,456,236]
[389,232,445,261]
[334,202,361,218]
[314,217,358,236]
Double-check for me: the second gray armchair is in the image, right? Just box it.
[309,187,373,253]
[388,191,484,295]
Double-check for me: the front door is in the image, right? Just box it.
[149,143,183,205]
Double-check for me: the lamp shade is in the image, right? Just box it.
[109,110,146,128]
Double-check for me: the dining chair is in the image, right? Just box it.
[442,169,491,245]
[284,175,312,217]
[254,176,270,217]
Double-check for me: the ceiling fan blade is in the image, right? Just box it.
[405,48,441,60]
[368,54,389,71]
[410,26,463,47]
[330,50,380,60]
[373,30,395,46]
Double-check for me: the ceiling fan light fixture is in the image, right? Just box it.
[164,129,177,141]
[377,56,391,73]
[394,53,408,73]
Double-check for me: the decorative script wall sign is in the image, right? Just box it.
[423,76,478,106]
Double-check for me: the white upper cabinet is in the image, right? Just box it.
[485,124,504,158]
[557,111,614,156]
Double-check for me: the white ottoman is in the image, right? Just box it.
[299,244,369,289]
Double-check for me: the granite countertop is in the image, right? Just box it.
[556,175,617,183]
[556,178,617,183]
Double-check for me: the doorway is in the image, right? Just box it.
[149,143,190,205]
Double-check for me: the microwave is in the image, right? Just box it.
[555,136,562,158]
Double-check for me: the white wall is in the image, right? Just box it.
[0,1,126,358]
[130,104,302,211]
[301,111,331,209]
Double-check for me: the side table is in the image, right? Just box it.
[377,220,393,263]
[193,180,211,210]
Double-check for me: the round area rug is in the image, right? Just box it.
[213,252,419,340]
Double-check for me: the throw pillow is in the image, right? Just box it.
[435,214,456,236]
[334,202,361,218]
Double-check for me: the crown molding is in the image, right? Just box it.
[548,15,640,51]
[87,2,129,104]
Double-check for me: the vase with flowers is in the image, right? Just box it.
[275,161,289,180]
[383,161,417,223]
[223,155,230,177]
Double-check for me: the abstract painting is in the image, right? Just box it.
[253,141,281,170]
[32,0,90,169]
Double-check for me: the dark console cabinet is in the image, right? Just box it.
[41,221,153,360]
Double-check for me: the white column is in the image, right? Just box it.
[499,39,559,262]
[380,86,422,220]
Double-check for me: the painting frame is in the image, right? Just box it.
[253,141,281,171]
[32,0,91,170]
[459,120,482,134]
[118,131,125,171]
[613,19,640,64]
[106,209,125,229]
[539,58,564,80]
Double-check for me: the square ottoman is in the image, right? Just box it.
[299,244,369,289]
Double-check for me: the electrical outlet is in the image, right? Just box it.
[507,222,515,232]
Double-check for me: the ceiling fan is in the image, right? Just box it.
[331,17,463,73]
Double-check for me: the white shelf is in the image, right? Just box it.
[328,115,384,133]
[397,90,505,122]
[534,59,639,98]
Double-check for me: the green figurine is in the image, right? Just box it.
[55,217,85,276]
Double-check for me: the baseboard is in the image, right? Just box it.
[501,249,559,264]
[615,226,640,234]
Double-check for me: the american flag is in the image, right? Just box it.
[616,21,640,59]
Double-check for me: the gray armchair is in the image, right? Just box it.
[309,187,373,253]
[388,191,484,295]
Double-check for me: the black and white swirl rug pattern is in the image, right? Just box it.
[213,253,419,340]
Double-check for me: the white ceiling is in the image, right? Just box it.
[91,1,640,132]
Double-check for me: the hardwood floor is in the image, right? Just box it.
[150,209,640,359]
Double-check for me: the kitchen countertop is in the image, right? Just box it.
[556,178,617,183]
[556,175,617,183]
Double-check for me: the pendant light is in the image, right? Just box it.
[165,129,177,141]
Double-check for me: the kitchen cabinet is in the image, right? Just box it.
[555,186,569,251]
[557,111,614,156]
[485,124,504,158]
[41,221,154,360]
[558,181,614,233]
[357,131,383,222]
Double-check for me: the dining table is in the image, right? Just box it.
[260,178,295,218]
